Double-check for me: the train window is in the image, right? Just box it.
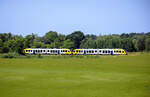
[99,50,101,52]
[106,51,107,53]
[36,50,37,52]
[92,50,94,53]
[103,51,104,53]
[108,51,110,53]
[95,50,97,52]
[89,51,91,53]
[119,51,121,53]
[122,51,124,53]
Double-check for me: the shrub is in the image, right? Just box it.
[2,52,18,58]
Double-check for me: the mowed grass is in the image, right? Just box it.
[0,53,150,97]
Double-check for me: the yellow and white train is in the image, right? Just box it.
[24,48,127,55]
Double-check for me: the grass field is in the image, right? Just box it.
[0,53,150,97]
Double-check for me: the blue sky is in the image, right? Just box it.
[0,0,150,36]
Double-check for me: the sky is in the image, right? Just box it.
[0,0,150,36]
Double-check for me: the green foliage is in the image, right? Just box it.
[32,41,46,48]
[62,39,74,49]
[0,32,150,54]
[1,52,18,58]
[66,31,84,48]
[80,39,96,48]
[0,39,3,53]
[24,34,35,48]
[145,37,150,51]
[44,31,58,44]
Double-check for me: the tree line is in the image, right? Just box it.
[0,31,150,54]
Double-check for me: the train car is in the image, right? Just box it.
[72,49,127,55]
[24,48,127,55]
[24,48,72,55]
[72,49,84,55]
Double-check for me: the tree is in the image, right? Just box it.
[0,33,12,42]
[80,38,96,48]
[145,38,150,51]
[66,31,84,48]
[111,36,121,48]
[132,35,145,51]
[32,41,46,48]
[121,38,134,51]
[0,39,3,53]
[62,39,74,49]
[95,37,104,49]
[120,33,129,38]
[24,35,35,48]
[43,31,58,44]
[13,35,25,54]
[47,39,62,48]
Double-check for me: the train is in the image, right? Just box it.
[24,48,127,55]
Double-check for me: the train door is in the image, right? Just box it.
[33,50,35,54]
[111,51,113,55]
[58,50,60,55]
[84,50,86,55]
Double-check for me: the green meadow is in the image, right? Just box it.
[0,53,150,97]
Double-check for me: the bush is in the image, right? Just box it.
[1,52,18,58]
